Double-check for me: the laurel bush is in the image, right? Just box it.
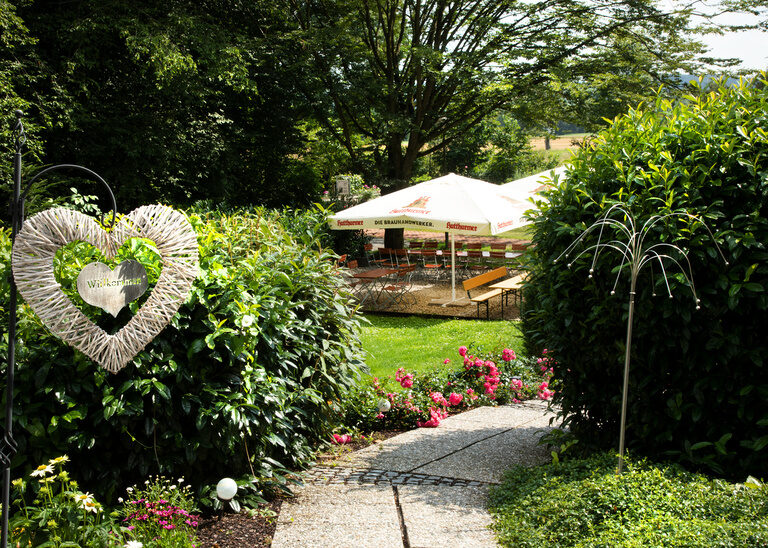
[522,75,768,477]
[0,206,365,500]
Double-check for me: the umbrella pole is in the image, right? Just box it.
[451,234,456,302]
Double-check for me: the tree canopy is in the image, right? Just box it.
[0,0,755,212]
[285,0,723,186]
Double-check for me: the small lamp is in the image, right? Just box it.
[217,477,238,501]
[377,399,391,413]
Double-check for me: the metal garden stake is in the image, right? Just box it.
[555,204,727,474]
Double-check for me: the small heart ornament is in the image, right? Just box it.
[76,260,149,317]
[12,205,198,373]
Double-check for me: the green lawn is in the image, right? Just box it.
[495,225,532,240]
[360,314,525,379]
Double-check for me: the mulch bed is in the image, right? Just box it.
[194,430,406,547]
[195,499,282,548]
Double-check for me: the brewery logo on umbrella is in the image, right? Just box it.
[390,196,431,214]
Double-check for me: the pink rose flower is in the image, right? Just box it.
[400,375,413,389]
[502,348,516,361]
[449,392,463,406]
[332,433,352,444]
[458,346,468,357]
[443,359,450,364]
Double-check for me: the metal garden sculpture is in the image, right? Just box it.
[555,203,727,473]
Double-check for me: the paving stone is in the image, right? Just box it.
[398,485,497,548]
[272,484,402,548]
[412,425,553,483]
[273,403,559,548]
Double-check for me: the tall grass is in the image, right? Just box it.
[360,314,524,379]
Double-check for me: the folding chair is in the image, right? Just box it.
[420,250,444,280]
[465,250,485,277]
[393,248,411,268]
[381,266,417,307]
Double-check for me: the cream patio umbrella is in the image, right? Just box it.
[497,166,566,224]
[330,173,545,302]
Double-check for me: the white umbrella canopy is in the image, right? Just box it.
[329,173,530,236]
[497,166,566,230]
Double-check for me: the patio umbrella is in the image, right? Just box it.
[330,173,552,302]
[497,166,566,225]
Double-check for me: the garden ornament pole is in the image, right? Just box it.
[1,111,25,548]
[2,111,117,547]
[555,204,726,475]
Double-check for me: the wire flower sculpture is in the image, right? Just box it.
[555,204,728,473]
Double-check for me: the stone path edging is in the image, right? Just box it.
[304,465,495,487]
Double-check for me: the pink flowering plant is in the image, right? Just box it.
[341,346,557,431]
[121,475,199,547]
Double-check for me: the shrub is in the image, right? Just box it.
[340,345,555,431]
[0,206,366,501]
[489,452,768,547]
[522,75,768,476]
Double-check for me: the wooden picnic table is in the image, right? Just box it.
[489,273,526,318]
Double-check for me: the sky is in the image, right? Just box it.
[699,13,767,70]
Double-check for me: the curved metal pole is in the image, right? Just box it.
[20,164,118,228]
[2,111,118,548]
[1,111,24,548]
[617,275,637,475]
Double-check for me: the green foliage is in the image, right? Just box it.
[1,207,366,501]
[2,0,318,210]
[522,75,768,476]
[473,115,560,183]
[489,453,768,547]
[10,456,120,547]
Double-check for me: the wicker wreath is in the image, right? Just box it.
[11,205,199,373]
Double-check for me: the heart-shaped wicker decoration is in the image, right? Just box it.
[12,205,199,373]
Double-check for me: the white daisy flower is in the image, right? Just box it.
[30,464,54,478]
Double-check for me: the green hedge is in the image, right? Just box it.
[0,207,365,499]
[522,75,768,477]
[490,453,768,547]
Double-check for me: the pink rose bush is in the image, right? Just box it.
[396,368,414,388]
[341,345,557,432]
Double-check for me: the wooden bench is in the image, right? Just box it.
[462,266,508,319]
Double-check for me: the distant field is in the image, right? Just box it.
[530,132,590,153]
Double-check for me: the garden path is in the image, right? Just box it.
[271,400,558,547]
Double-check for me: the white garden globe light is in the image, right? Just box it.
[216,478,238,501]
[377,399,391,413]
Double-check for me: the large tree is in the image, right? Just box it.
[287,0,710,185]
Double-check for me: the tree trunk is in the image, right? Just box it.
[384,228,404,249]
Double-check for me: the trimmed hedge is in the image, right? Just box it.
[522,75,768,477]
[0,207,365,499]
[489,453,768,547]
